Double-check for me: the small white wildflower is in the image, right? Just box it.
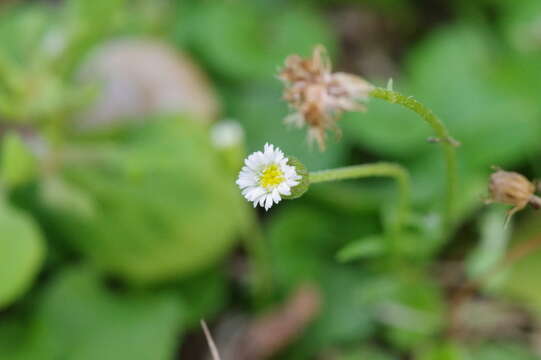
[236,143,301,211]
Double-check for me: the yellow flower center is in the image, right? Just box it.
[259,164,284,189]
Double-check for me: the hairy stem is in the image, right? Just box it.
[369,87,459,234]
[309,162,411,252]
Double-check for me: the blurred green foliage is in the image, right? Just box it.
[0,267,183,360]
[1,0,541,359]
[1,132,37,188]
[44,117,244,284]
[0,198,44,308]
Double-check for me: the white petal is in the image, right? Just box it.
[251,193,266,208]
[264,148,275,163]
[244,187,266,201]
[285,182,298,189]
[277,183,291,195]
[274,150,284,163]
[237,176,257,189]
[264,195,274,210]
[271,189,281,203]
[245,153,264,170]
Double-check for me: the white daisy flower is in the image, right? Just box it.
[236,143,301,211]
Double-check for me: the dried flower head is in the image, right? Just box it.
[279,45,374,150]
[486,167,541,223]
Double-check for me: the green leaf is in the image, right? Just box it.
[336,235,386,263]
[0,5,54,64]
[175,268,228,328]
[1,132,37,189]
[337,347,394,360]
[179,2,335,80]
[407,25,541,168]
[266,205,384,358]
[467,342,539,360]
[0,314,27,356]
[382,271,444,351]
[342,96,431,160]
[0,198,45,308]
[2,266,183,360]
[416,342,467,360]
[44,117,244,284]
[501,217,541,317]
[466,207,510,282]
[285,268,385,359]
[500,0,541,53]
[40,175,97,220]
[267,204,378,287]
[61,0,127,71]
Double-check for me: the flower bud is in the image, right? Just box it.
[282,157,309,200]
[487,168,541,221]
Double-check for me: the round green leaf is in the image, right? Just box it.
[1,132,37,189]
[0,199,45,308]
[47,117,244,284]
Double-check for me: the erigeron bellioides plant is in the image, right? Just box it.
[237,45,541,274]
[238,45,463,248]
[235,47,541,338]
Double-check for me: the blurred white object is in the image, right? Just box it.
[211,120,244,149]
[41,29,67,58]
[76,39,220,129]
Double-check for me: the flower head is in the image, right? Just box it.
[236,143,302,210]
[279,45,374,150]
[486,167,541,223]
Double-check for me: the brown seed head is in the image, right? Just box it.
[489,170,534,208]
[279,45,373,150]
[487,168,541,223]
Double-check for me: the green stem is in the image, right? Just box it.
[309,162,411,251]
[369,87,459,233]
